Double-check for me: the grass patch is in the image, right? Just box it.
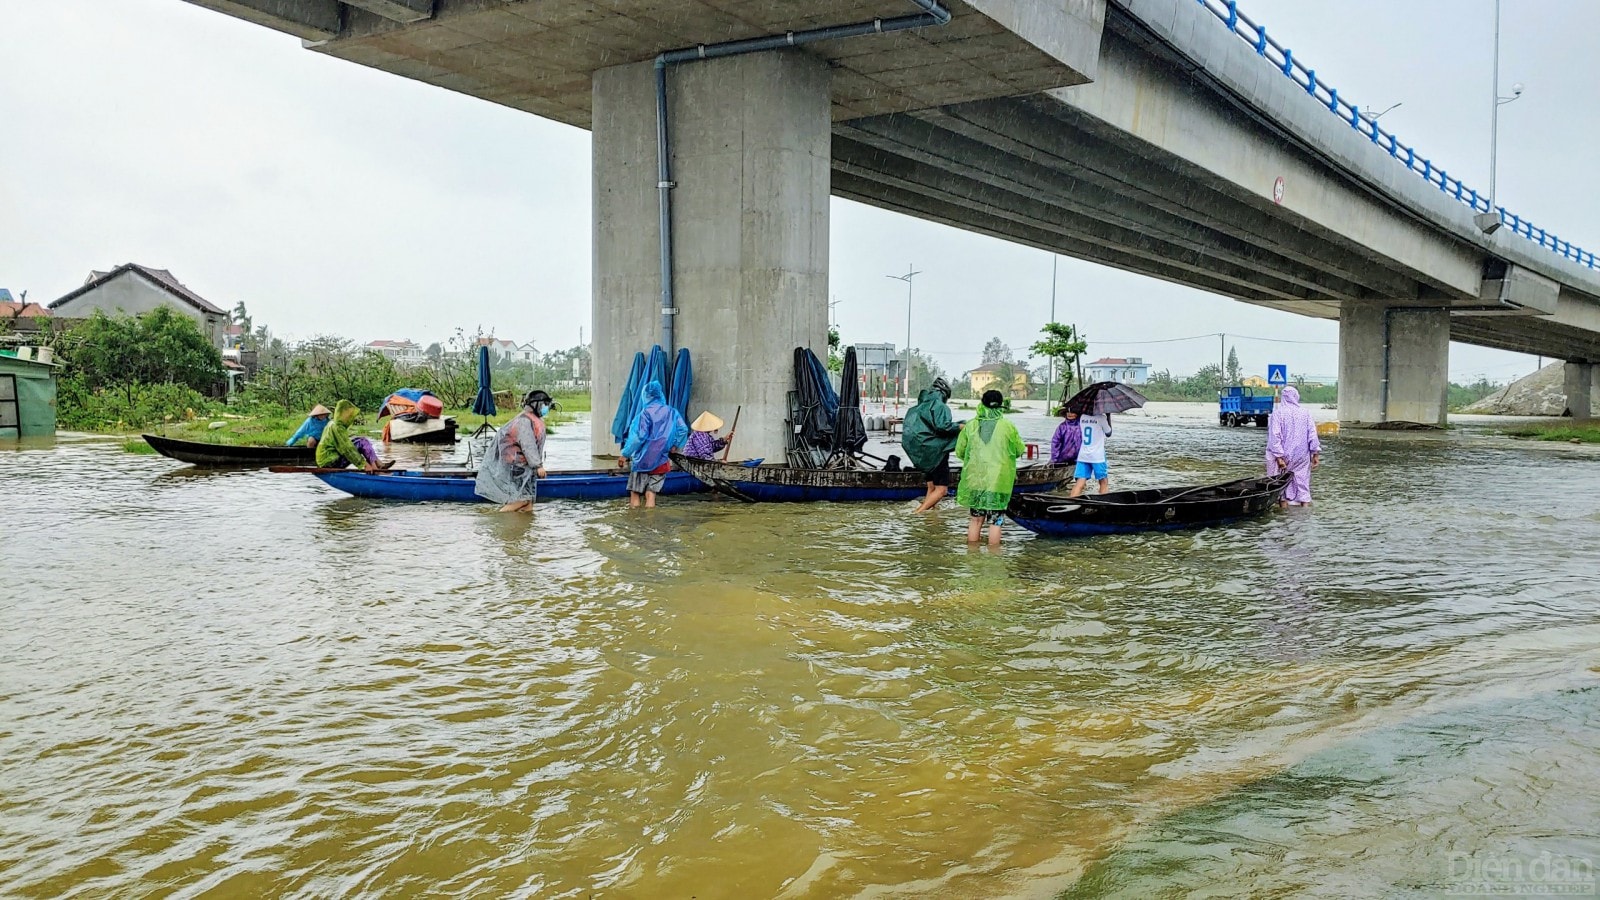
[1502,422,1600,443]
[122,439,158,454]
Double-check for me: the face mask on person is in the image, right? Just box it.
[538,404,552,417]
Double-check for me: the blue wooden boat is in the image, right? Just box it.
[1007,474,1289,538]
[271,466,707,502]
[671,453,1075,502]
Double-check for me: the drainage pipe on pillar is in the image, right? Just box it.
[651,0,951,354]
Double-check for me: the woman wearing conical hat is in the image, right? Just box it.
[682,410,735,460]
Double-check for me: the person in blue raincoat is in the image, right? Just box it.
[620,381,688,509]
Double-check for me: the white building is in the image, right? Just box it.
[48,264,229,348]
[509,341,540,364]
[1085,357,1152,385]
[367,339,425,363]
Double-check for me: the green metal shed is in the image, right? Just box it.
[0,354,59,438]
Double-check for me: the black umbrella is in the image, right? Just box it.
[1065,381,1149,416]
[832,346,866,459]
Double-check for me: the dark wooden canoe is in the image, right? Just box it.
[1007,473,1290,538]
[143,433,315,467]
[671,453,1076,502]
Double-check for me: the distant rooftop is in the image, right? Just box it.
[50,263,226,316]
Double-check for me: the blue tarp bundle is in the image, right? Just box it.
[668,348,693,420]
[471,345,497,417]
[610,352,647,446]
[610,345,695,445]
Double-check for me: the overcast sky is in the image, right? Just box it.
[3,0,1595,382]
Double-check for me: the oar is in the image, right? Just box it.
[720,405,742,461]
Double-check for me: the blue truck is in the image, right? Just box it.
[1218,386,1274,427]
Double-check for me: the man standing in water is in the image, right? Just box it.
[903,377,964,513]
[621,381,689,509]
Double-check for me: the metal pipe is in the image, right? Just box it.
[654,61,674,353]
[651,0,950,356]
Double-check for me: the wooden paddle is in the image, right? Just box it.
[720,405,742,461]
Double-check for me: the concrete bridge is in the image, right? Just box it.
[183,0,1600,458]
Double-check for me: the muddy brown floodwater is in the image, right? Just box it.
[3,407,1598,898]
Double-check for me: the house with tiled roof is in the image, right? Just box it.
[366,339,424,362]
[48,264,228,348]
[1085,357,1152,385]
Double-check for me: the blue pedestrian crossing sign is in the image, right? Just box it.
[1267,365,1288,386]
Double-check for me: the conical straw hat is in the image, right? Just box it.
[691,411,723,432]
[309,404,331,417]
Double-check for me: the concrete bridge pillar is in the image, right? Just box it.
[590,52,831,462]
[1564,361,1596,419]
[1337,301,1450,427]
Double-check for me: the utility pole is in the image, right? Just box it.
[1219,333,1226,387]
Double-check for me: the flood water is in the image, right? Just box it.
[3,406,1599,898]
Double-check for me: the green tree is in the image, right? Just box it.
[60,308,224,398]
[1226,346,1242,385]
[1030,322,1088,402]
[980,337,1012,366]
[1186,363,1224,396]
[827,326,843,373]
[906,348,946,397]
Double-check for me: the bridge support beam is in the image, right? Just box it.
[590,53,830,461]
[1564,362,1596,420]
[1338,302,1450,427]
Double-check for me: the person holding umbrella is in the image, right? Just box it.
[1065,381,1147,498]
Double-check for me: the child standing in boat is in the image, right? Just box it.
[1068,411,1112,497]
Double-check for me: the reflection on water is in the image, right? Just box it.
[2,410,1598,898]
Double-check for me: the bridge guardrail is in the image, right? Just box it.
[1195,0,1597,271]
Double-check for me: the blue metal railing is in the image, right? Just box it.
[1194,0,1598,270]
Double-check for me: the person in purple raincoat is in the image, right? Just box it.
[1049,406,1081,466]
[1265,385,1321,507]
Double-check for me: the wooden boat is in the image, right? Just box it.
[387,415,457,444]
[270,466,707,502]
[1007,473,1290,538]
[671,453,1076,502]
[143,433,314,467]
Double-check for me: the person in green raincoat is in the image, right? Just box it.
[954,390,1025,546]
[902,377,963,513]
[315,400,385,473]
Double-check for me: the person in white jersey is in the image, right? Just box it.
[1068,412,1112,497]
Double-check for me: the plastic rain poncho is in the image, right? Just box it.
[954,405,1025,511]
[474,409,546,504]
[621,381,688,473]
[1265,385,1321,504]
[902,388,962,472]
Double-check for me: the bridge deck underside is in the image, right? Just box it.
[832,94,1600,360]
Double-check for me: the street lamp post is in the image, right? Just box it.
[887,265,921,402]
[1477,0,1522,233]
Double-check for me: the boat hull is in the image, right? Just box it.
[388,416,457,444]
[143,433,315,467]
[1007,474,1289,538]
[672,454,1075,502]
[310,467,706,502]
